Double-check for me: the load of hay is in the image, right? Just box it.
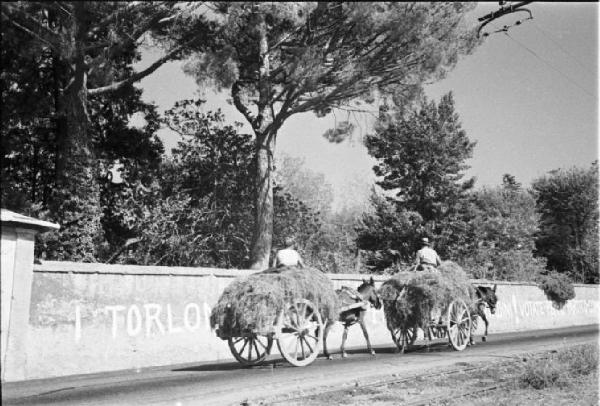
[210,266,339,337]
[380,261,475,330]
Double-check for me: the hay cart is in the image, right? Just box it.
[215,298,324,367]
[388,295,473,353]
[382,264,474,354]
[212,267,338,368]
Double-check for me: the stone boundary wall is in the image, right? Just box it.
[12,261,599,381]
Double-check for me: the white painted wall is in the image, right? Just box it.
[6,261,595,382]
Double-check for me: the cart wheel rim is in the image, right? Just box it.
[277,299,323,367]
[228,334,273,366]
[446,299,471,351]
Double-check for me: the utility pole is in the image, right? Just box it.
[478,1,534,38]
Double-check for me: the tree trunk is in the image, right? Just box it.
[53,81,101,261]
[249,132,275,269]
[49,2,101,261]
[249,13,275,270]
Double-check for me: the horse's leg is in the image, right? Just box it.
[358,313,375,356]
[389,327,401,353]
[425,326,431,351]
[341,325,349,358]
[323,320,334,360]
[481,310,489,342]
[469,314,477,346]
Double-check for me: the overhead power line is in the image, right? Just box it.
[504,32,595,99]
[530,21,596,80]
[489,21,595,100]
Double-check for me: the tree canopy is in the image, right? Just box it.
[189,2,480,121]
[1,1,215,260]
[462,178,547,281]
[5,2,596,285]
[1,7,165,260]
[184,2,481,268]
[358,92,476,271]
[532,162,599,283]
[366,92,476,220]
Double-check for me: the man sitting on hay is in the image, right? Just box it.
[274,236,305,268]
[414,237,442,271]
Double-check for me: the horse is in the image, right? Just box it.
[469,284,498,344]
[322,277,382,359]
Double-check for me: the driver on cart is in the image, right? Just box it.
[274,237,305,268]
[414,237,441,271]
[415,237,443,325]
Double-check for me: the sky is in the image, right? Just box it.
[135,2,598,210]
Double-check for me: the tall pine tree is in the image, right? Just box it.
[185,2,480,268]
[1,2,214,260]
[359,93,476,271]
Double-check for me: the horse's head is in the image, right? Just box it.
[476,284,498,314]
[358,277,382,310]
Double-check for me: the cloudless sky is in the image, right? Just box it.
[136,2,598,210]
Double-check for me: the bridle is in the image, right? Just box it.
[475,286,496,314]
[358,283,382,310]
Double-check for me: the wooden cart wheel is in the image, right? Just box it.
[390,326,417,353]
[228,334,273,366]
[276,299,323,367]
[429,324,447,339]
[446,299,472,351]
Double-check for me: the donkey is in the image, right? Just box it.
[469,284,498,344]
[322,277,382,359]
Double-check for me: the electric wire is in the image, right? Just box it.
[489,21,595,100]
[504,31,595,99]
[538,3,570,23]
[530,21,596,80]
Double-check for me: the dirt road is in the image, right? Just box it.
[3,325,597,406]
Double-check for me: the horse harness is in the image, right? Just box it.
[474,286,496,314]
[475,287,488,304]
[338,286,369,313]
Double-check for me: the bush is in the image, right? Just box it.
[538,271,576,309]
[520,344,598,389]
[462,248,547,282]
[520,359,566,389]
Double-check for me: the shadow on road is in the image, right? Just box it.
[172,361,248,372]
[172,341,456,372]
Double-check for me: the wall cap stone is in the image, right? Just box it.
[32,261,595,288]
[1,209,59,232]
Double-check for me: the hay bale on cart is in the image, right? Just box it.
[380,261,475,353]
[210,266,339,367]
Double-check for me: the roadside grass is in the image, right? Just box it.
[519,342,598,390]
[461,372,599,406]
[259,343,599,406]
[459,343,599,406]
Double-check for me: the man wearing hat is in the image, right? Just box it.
[414,237,442,271]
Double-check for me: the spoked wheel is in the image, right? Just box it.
[228,334,273,366]
[390,326,417,354]
[277,299,323,367]
[446,299,472,351]
[429,324,447,339]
